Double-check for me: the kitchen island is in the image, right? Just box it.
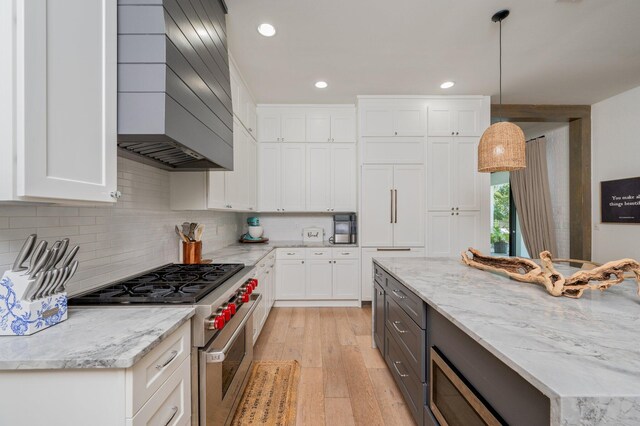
[373,256,640,426]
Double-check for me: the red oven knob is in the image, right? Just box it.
[212,315,225,330]
[250,278,258,288]
[241,292,250,303]
[228,302,236,315]
[222,307,231,321]
[244,284,253,295]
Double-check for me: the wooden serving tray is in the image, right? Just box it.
[239,237,269,244]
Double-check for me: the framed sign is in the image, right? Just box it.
[601,177,640,223]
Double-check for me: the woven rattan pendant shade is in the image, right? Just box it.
[478,121,526,172]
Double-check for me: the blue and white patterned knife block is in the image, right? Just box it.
[0,270,67,336]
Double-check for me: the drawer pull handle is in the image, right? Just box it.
[392,320,408,334]
[393,361,409,378]
[391,289,407,300]
[286,252,296,255]
[156,350,179,370]
[314,252,324,255]
[163,406,179,426]
[341,252,350,255]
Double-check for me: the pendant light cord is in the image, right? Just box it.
[499,19,502,106]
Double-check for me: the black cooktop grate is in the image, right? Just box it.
[69,263,245,305]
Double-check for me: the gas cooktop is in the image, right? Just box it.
[69,263,245,305]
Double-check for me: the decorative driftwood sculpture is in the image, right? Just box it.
[461,248,640,298]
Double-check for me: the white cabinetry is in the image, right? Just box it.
[253,251,276,344]
[0,0,117,203]
[427,99,485,137]
[258,109,306,142]
[230,56,257,139]
[427,210,482,257]
[427,136,481,211]
[361,165,425,247]
[360,102,426,136]
[360,248,425,301]
[0,322,192,426]
[306,144,357,212]
[258,143,306,212]
[306,109,356,142]
[275,248,360,304]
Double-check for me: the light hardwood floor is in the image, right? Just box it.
[253,306,416,426]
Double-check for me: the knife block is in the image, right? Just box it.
[0,270,68,336]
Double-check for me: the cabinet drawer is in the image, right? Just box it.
[386,296,426,381]
[331,248,359,259]
[387,276,426,329]
[385,331,425,425]
[277,248,305,259]
[305,248,331,258]
[128,356,191,426]
[373,263,388,287]
[126,322,191,417]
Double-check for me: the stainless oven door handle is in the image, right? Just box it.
[206,293,262,363]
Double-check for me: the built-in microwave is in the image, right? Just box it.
[429,347,505,426]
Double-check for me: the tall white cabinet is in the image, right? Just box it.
[357,96,490,301]
[1,0,117,203]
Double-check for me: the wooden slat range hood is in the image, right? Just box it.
[117,0,233,171]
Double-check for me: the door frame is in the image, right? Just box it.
[492,104,591,261]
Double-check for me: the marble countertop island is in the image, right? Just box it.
[204,240,358,266]
[0,307,194,369]
[374,257,640,426]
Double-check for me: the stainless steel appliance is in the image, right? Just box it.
[69,262,260,426]
[332,213,357,244]
[429,347,504,426]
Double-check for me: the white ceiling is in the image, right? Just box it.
[226,0,640,105]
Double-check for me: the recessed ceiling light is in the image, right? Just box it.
[440,81,455,89]
[257,23,276,37]
[315,81,328,89]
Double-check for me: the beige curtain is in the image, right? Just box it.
[510,137,558,257]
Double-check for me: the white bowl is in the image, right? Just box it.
[248,225,263,239]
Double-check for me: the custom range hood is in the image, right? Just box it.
[117,0,233,170]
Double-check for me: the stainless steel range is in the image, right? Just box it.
[69,263,260,426]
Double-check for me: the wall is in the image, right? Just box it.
[522,123,571,258]
[591,85,640,262]
[0,157,243,296]
[257,214,335,242]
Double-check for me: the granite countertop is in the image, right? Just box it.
[0,307,194,370]
[373,257,640,425]
[204,240,358,266]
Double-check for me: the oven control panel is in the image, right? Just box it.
[206,278,258,331]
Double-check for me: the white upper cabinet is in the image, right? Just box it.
[258,109,306,142]
[330,144,357,212]
[229,56,257,140]
[306,144,357,212]
[258,143,281,211]
[0,0,117,203]
[360,102,425,136]
[427,99,484,136]
[280,143,306,211]
[305,109,356,142]
[306,144,332,211]
[306,113,332,143]
[427,136,481,211]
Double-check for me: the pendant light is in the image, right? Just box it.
[478,9,526,173]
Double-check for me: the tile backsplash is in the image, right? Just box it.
[0,157,243,296]
[257,214,335,241]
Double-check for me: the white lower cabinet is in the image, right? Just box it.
[253,252,276,344]
[427,210,484,257]
[275,248,360,303]
[360,248,425,301]
[0,321,191,426]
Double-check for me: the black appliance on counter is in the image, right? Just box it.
[332,213,357,244]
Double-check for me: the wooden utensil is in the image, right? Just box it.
[175,225,189,243]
